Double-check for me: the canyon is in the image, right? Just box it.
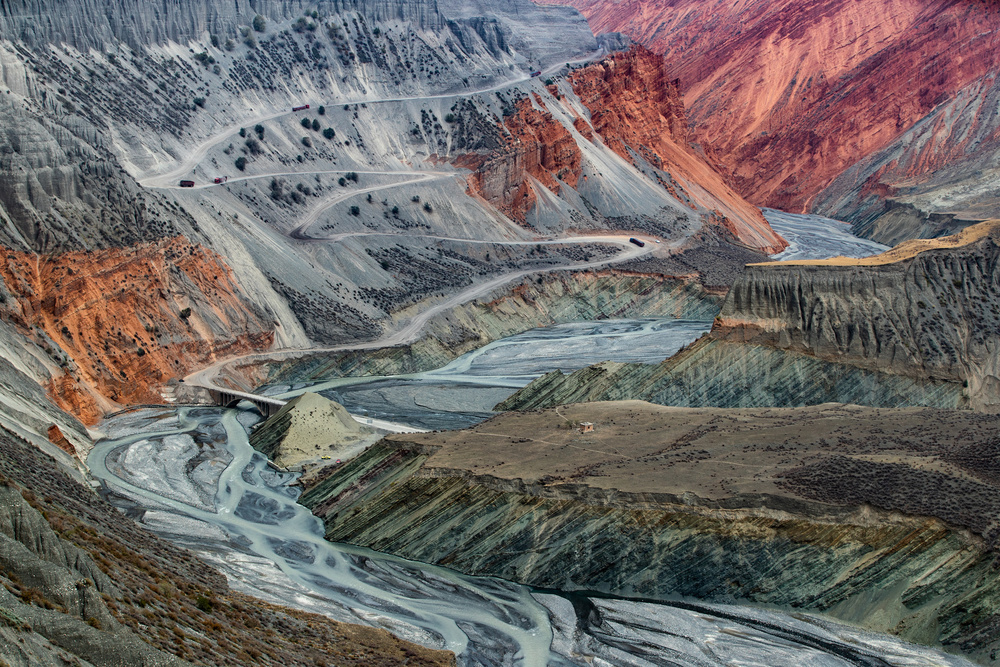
[0,0,996,664]
[297,400,1000,663]
[553,0,1000,242]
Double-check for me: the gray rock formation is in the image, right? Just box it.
[501,223,1000,413]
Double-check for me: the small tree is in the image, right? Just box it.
[311,118,320,131]
[179,307,192,320]
[234,157,247,171]
[318,105,326,115]
[254,124,264,139]
[193,96,206,108]
[224,39,235,51]
[301,117,311,129]
[239,127,246,137]
[322,127,335,139]
[423,202,433,213]
[338,177,346,186]
[301,136,311,147]
[444,113,456,123]
[252,14,266,32]
[349,206,360,216]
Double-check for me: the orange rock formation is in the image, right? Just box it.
[463,97,583,224]
[0,238,274,424]
[568,46,786,252]
[553,0,1000,212]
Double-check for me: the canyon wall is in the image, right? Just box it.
[459,46,786,250]
[553,0,1000,238]
[501,221,1000,413]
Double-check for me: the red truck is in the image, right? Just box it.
[179,180,195,187]
[213,176,228,184]
[629,237,645,247]
[530,71,542,78]
[292,104,310,111]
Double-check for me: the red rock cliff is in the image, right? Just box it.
[0,238,274,424]
[568,46,786,252]
[552,0,1000,213]
[461,96,583,224]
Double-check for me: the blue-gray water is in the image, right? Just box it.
[267,318,712,430]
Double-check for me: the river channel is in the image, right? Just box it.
[88,212,969,665]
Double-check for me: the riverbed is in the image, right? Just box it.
[87,210,973,665]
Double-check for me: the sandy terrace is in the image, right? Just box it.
[390,400,1000,500]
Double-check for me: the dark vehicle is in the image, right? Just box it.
[179,180,195,188]
[530,70,542,77]
[629,237,645,247]
[213,176,228,184]
[292,104,310,111]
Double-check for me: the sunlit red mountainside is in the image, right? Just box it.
[458,46,786,252]
[549,0,1000,226]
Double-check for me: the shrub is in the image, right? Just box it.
[179,308,192,320]
[224,39,235,51]
[252,14,266,32]
[347,171,358,182]
[254,124,264,139]
[239,127,246,137]
[195,595,213,613]
[444,113,456,123]
[322,127,335,139]
[211,35,219,48]
[349,206,360,216]
[234,157,247,171]
[423,202,433,213]
[193,97,205,108]
[338,177,346,186]
[244,137,262,155]
[391,206,399,215]
[301,136,311,147]
[411,195,420,203]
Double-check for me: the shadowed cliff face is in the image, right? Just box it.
[552,0,1000,232]
[0,239,274,423]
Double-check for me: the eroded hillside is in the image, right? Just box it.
[501,220,1000,412]
[299,401,1000,663]
[0,0,783,430]
[553,0,1000,242]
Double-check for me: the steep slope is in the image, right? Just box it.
[0,421,454,666]
[0,0,785,427]
[458,46,786,250]
[552,0,1000,237]
[0,239,274,424]
[500,220,1000,412]
[300,401,1000,663]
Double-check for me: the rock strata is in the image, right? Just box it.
[300,401,1000,663]
[501,221,1000,413]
